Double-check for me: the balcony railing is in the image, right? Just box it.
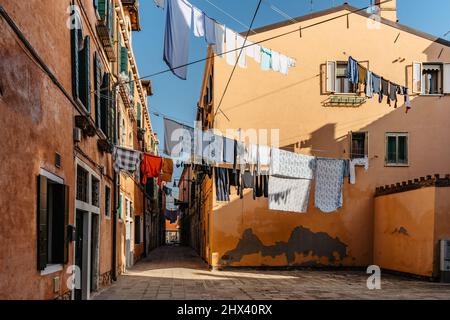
[322,95,366,107]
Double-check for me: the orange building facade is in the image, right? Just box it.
[193,3,450,275]
[0,0,163,299]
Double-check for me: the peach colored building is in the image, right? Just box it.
[0,0,162,299]
[192,2,450,276]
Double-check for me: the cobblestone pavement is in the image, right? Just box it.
[94,245,450,300]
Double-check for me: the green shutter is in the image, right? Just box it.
[37,175,48,270]
[107,0,114,36]
[52,184,66,264]
[110,88,116,143]
[129,71,134,95]
[120,46,128,74]
[71,28,79,100]
[100,73,109,136]
[94,52,102,128]
[79,36,91,111]
[118,194,122,220]
[98,0,107,20]
[137,103,141,128]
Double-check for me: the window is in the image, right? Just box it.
[350,132,368,159]
[71,30,91,111]
[326,61,356,94]
[105,186,111,218]
[91,176,100,207]
[37,172,69,271]
[136,103,141,128]
[413,62,450,95]
[386,133,408,165]
[76,166,89,202]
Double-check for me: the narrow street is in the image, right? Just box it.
[94,246,450,300]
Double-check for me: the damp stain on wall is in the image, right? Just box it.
[222,226,348,265]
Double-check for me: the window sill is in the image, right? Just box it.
[385,163,409,167]
[40,264,63,276]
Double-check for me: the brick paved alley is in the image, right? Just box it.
[94,246,450,300]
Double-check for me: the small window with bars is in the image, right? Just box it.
[76,165,89,202]
[91,176,100,207]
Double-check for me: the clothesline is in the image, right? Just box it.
[162,0,296,80]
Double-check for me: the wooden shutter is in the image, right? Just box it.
[107,0,114,37]
[412,62,422,94]
[108,78,116,141]
[129,71,134,95]
[443,63,450,94]
[71,28,79,100]
[326,61,336,93]
[37,175,48,270]
[94,52,102,128]
[348,131,353,159]
[137,103,141,128]
[63,185,70,264]
[79,36,91,111]
[364,132,369,157]
[100,73,109,136]
[98,0,107,20]
[120,46,128,74]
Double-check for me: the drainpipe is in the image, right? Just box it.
[111,86,119,282]
[142,137,147,258]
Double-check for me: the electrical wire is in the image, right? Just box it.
[214,0,263,121]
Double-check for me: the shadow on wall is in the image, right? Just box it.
[222,227,348,266]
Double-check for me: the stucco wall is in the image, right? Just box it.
[207,8,450,267]
[373,187,436,277]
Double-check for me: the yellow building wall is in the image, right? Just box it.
[373,188,436,277]
[207,8,450,267]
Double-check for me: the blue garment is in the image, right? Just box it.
[163,0,193,80]
[346,56,358,84]
[204,14,216,45]
[260,47,272,71]
[371,73,381,102]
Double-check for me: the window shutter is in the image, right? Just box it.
[364,132,369,157]
[94,52,102,128]
[100,73,109,136]
[120,46,128,74]
[71,29,79,100]
[412,62,422,94]
[107,0,114,37]
[118,194,122,220]
[137,103,141,128]
[129,71,134,95]
[443,63,450,94]
[98,0,107,20]
[63,185,70,264]
[37,175,48,270]
[79,36,91,111]
[108,81,116,142]
[326,61,336,93]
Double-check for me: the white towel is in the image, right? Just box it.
[236,35,247,68]
[225,28,236,66]
[214,22,225,57]
[192,7,205,37]
[271,51,280,72]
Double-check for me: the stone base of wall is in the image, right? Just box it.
[99,271,113,287]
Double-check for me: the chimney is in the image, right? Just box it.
[375,0,397,23]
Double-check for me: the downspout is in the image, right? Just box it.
[111,86,119,282]
[142,137,147,257]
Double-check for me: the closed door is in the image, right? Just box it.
[74,211,84,300]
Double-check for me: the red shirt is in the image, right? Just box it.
[141,154,163,185]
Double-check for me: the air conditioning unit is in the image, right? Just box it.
[440,239,450,283]
[73,128,82,143]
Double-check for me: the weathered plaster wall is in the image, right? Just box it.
[374,187,436,277]
[207,8,450,267]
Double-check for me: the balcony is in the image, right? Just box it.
[121,0,141,31]
[322,95,366,107]
[96,3,116,62]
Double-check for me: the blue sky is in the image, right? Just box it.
[132,0,450,179]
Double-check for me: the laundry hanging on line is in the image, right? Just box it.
[113,146,142,174]
[314,158,345,213]
[160,0,296,79]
